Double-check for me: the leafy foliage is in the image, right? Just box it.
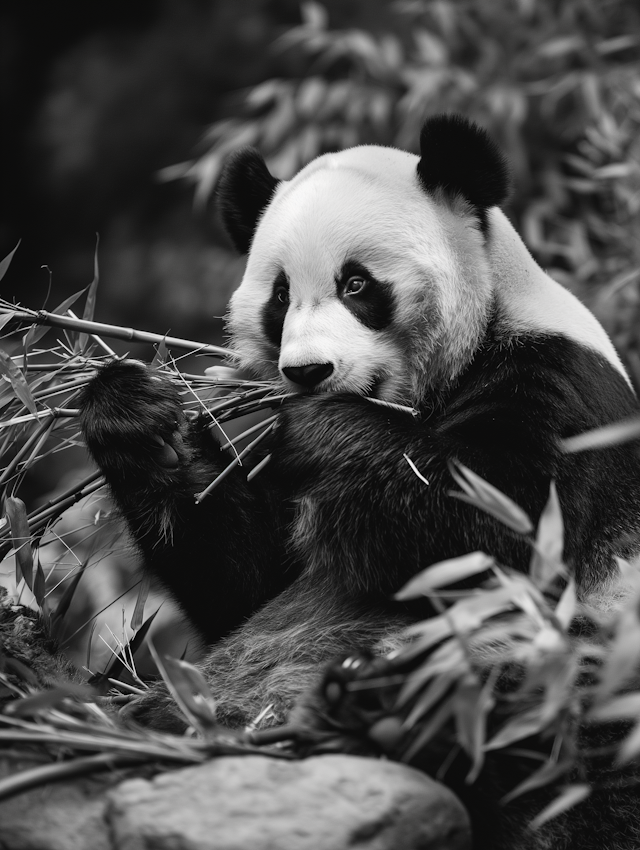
[284,480,640,827]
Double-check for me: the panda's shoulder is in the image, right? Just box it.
[449,329,638,435]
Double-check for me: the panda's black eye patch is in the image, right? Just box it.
[261,270,289,348]
[337,262,394,331]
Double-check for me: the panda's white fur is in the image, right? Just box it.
[229,144,629,407]
[486,207,629,381]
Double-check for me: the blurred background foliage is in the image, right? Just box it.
[1,0,639,669]
[3,0,639,364]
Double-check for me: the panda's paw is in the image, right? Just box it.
[80,359,189,484]
[118,681,189,734]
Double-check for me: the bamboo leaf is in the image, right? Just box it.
[130,573,151,631]
[502,758,572,805]
[86,620,98,672]
[529,784,590,829]
[0,241,20,284]
[395,552,495,598]
[401,697,454,763]
[51,561,88,628]
[33,561,46,608]
[397,639,467,709]
[530,481,565,590]
[0,311,18,334]
[561,417,640,453]
[88,608,160,687]
[148,642,218,735]
[23,288,87,349]
[618,721,640,763]
[484,707,547,751]
[554,578,576,630]
[597,604,640,697]
[462,670,497,783]
[588,692,640,723]
[399,615,454,661]
[151,337,169,368]
[0,752,145,802]
[400,586,516,666]
[452,674,484,759]
[6,496,33,590]
[0,349,37,415]
[448,461,534,534]
[78,236,100,351]
[5,682,94,717]
[402,669,456,725]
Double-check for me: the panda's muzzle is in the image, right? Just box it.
[282,363,334,389]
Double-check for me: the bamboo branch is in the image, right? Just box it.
[4,307,231,359]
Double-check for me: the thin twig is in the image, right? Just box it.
[218,414,278,451]
[246,453,272,482]
[195,421,277,502]
[0,418,54,486]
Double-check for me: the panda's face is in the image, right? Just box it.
[227,151,492,405]
[220,117,510,405]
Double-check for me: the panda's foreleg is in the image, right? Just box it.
[79,359,288,643]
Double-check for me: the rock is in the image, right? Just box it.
[107,754,471,850]
[0,757,112,850]
[0,753,471,850]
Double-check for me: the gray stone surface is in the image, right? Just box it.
[0,754,471,850]
[107,754,471,850]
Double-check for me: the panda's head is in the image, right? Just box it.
[217,115,510,405]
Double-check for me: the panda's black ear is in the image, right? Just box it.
[216,148,281,254]
[417,115,510,216]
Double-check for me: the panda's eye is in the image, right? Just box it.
[344,276,368,296]
[275,286,289,305]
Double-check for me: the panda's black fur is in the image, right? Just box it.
[80,115,640,849]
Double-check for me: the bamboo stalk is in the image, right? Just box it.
[67,309,117,357]
[0,408,79,430]
[31,376,92,401]
[0,471,105,542]
[28,477,105,536]
[5,308,230,359]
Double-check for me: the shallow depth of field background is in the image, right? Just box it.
[1,0,639,672]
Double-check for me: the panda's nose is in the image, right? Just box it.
[282,363,334,388]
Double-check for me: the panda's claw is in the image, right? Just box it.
[151,436,180,468]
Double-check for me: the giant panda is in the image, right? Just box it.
[80,115,640,847]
